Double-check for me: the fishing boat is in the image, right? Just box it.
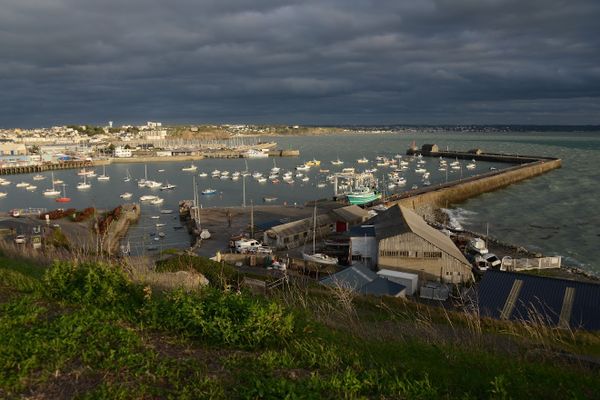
[43,173,61,196]
[357,157,369,164]
[97,165,110,181]
[32,174,46,181]
[55,184,71,203]
[181,164,197,172]
[120,192,132,199]
[201,188,217,195]
[331,158,344,165]
[302,205,338,265]
[345,186,382,205]
[76,174,91,190]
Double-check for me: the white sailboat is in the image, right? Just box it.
[124,169,132,182]
[138,164,148,187]
[97,165,110,181]
[302,205,338,265]
[43,172,61,196]
[77,174,91,190]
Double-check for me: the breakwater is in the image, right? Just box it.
[385,146,562,212]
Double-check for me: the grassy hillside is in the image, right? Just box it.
[0,253,598,399]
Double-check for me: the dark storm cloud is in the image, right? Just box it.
[1,0,599,127]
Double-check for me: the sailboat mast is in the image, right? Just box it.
[312,205,316,253]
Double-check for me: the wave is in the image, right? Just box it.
[440,207,478,231]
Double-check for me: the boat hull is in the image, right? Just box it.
[346,192,382,205]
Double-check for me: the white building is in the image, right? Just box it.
[114,146,132,158]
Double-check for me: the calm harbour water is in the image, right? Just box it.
[1,130,598,274]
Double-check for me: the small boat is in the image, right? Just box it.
[220,175,229,180]
[0,179,10,186]
[466,163,476,170]
[415,168,427,174]
[155,223,166,227]
[319,169,330,173]
[158,232,166,238]
[160,183,176,190]
[158,169,165,172]
[56,184,71,203]
[43,172,61,196]
[160,209,174,214]
[120,192,132,199]
[301,176,309,182]
[489,166,498,171]
[257,177,267,183]
[305,159,321,167]
[317,183,326,188]
[150,215,160,219]
[357,157,369,164]
[77,174,91,190]
[331,158,344,165]
[140,195,158,201]
[145,180,162,188]
[32,174,46,181]
[200,229,211,240]
[97,165,110,181]
[0,192,7,198]
[26,185,37,191]
[201,189,217,195]
[244,149,269,158]
[263,196,278,202]
[198,172,208,177]
[151,197,164,205]
[270,160,280,173]
[182,164,197,172]
[16,182,29,188]
[295,164,310,171]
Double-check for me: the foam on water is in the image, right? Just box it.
[440,207,478,231]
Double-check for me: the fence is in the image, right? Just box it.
[500,256,562,271]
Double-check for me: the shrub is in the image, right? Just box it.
[156,255,240,288]
[149,288,294,349]
[42,261,143,310]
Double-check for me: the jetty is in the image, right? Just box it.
[383,143,561,212]
[0,160,93,176]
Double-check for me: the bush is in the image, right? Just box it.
[42,261,143,310]
[149,288,294,349]
[156,255,240,288]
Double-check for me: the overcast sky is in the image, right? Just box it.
[1,0,599,127]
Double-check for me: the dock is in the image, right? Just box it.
[0,160,93,176]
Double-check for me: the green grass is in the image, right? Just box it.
[0,254,598,399]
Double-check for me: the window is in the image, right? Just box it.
[423,251,442,258]
[284,237,289,244]
[399,251,409,257]
[293,234,299,241]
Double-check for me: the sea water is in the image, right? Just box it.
[1,130,597,274]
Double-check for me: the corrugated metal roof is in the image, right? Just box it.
[478,270,600,330]
[331,205,369,223]
[368,205,469,265]
[267,214,334,237]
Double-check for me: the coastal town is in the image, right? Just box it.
[1,124,598,332]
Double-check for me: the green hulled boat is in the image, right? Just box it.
[346,186,382,205]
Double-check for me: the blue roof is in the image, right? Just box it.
[478,270,600,331]
[360,277,406,296]
[348,225,376,237]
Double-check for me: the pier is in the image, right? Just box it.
[0,160,93,176]
[383,144,562,212]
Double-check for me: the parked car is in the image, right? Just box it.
[482,253,501,269]
[14,235,26,244]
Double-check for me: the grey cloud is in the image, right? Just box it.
[0,0,599,127]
